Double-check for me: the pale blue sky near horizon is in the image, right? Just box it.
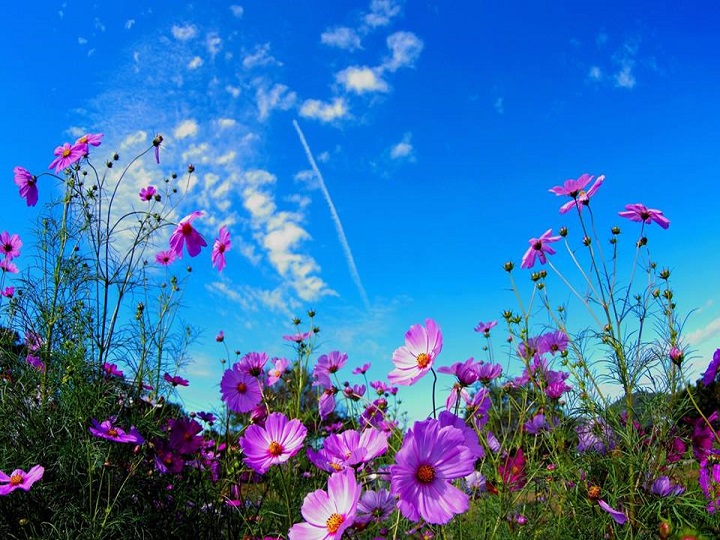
[1,0,719,420]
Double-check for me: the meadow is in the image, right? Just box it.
[1,134,719,539]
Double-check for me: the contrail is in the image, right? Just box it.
[293,119,371,311]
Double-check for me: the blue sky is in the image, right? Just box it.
[2,0,719,419]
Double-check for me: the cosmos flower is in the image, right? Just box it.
[13,166,38,207]
[319,388,337,420]
[702,348,720,387]
[89,418,144,444]
[438,411,484,460]
[0,260,18,274]
[48,142,86,173]
[102,362,124,378]
[139,186,157,201]
[288,469,360,540]
[323,427,389,467]
[521,229,562,269]
[212,225,231,272]
[167,417,203,454]
[0,465,44,496]
[390,418,476,524]
[498,448,527,491]
[0,232,22,260]
[356,488,395,524]
[352,362,371,375]
[549,173,605,214]
[25,354,45,373]
[239,412,307,474]
[282,331,314,343]
[215,330,225,342]
[474,319,498,336]
[699,460,720,513]
[539,330,569,355]
[155,250,177,266]
[220,367,263,414]
[238,351,269,380]
[648,476,685,497]
[618,203,670,229]
[476,361,503,384]
[75,132,103,148]
[267,357,289,386]
[163,372,189,387]
[388,319,443,386]
[169,211,207,258]
[597,500,628,525]
[313,351,348,389]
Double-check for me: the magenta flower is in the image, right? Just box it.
[597,499,628,525]
[388,319,443,386]
[699,460,720,513]
[89,418,144,444]
[618,203,670,229]
[167,417,203,454]
[313,350,348,389]
[139,186,157,201]
[282,331,314,342]
[102,362,124,378]
[163,372,189,387]
[153,135,163,164]
[474,319,497,336]
[323,428,389,467]
[155,250,177,266]
[49,142,86,173]
[2,286,14,298]
[319,388,337,420]
[0,465,44,496]
[267,357,289,386]
[169,211,207,258]
[499,448,527,491]
[390,418,476,524]
[220,367,263,413]
[13,167,38,207]
[75,132,103,148]
[239,412,307,474]
[288,469,360,540]
[352,362,371,375]
[521,229,562,269]
[0,260,18,274]
[1,232,22,260]
[25,354,45,373]
[438,411,484,459]
[215,330,224,342]
[476,361,503,384]
[539,330,568,355]
[702,348,720,386]
[212,225,231,272]
[196,411,217,424]
[238,351,269,380]
[549,173,604,214]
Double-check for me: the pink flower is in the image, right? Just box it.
[89,418,144,444]
[215,330,225,342]
[352,362,371,375]
[521,229,562,269]
[0,232,22,260]
[0,260,18,274]
[239,412,307,474]
[155,250,177,266]
[597,499,628,525]
[48,142,86,173]
[2,287,14,298]
[267,357,289,386]
[75,132,103,148]
[163,372,189,387]
[139,186,157,201]
[26,355,45,373]
[220,367,263,413]
[212,226,231,272]
[282,331,314,343]
[702,348,720,387]
[103,362,124,378]
[549,174,605,214]
[0,465,44,496]
[388,319,443,386]
[618,203,670,229]
[288,469,360,540]
[474,320,497,336]
[169,211,207,258]
[13,167,38,207]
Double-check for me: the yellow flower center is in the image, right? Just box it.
[268,441,283,456]
[416,464,435,483]
[108,428,119,437]
[9,474,23,486]
[78,136,88,144]
[326,513,345,533]
[330,463,343,472]
[416,353,431,369]
[62,147,71,158]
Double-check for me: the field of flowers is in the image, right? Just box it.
[1,134,719,539]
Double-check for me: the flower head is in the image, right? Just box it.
[163,372,189,387]
[75,132,103,148]
[139,186,157,201]
[102,362,124,378]
[89,418,144,444]
[212,226,231,272]
[699,460,720,513]
[702,348,720,387]
[0,260,18,274]
[618,203,670,229]
[549,173,605,214]
[220,367,263,413]
[0,465,44,496]
[167,417,203,454]
[356,488,395,524]
[597,499,628,525]
[239,412,307,474]
[388,319,443,386]
[13,167,37,206]
[352,362,371,375]
[25,354,45,373]
[49,142,86,173]
[169,211,207,258]
[288,469,360,539]
[267,357,289,386]
[521,229,562,269]
[390,418,476,524]
[155,250,177,266]
[474,320,497,336]
[1,232,22,260]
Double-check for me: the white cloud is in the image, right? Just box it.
[588,66,602,81]
[120,130,148,150]
[383,31,424,72]
[614,64,636,89]
[299,98,348,123]
[494,96,504,114]
[337,66,388,94]
[171,24,198,41]
[321,27,362,51]
[230,5,244,18]
[317,151,330,163]
[243,43,281,69]
[226,85,241,98]
[94,18,106,33]
[217,118,237,129]
[187,56,203,70]
[66,126,86,138]
[686,318,720,347]
[125,19,135,30]
[365,0,401,27]
[390,133,413,159]
[78,36,88,45]
[256,83,297,121]
[174,119,198,139]
[207,33,222,58]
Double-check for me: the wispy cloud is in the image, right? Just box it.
[299,98,348,123]
[686,317,720,347]
[382,31,424,72]
[206,33,222,58]
[174,119,199,139]
[243,43,281,69]
[494,97,504,114]
[230,5,244,18]
[364,0,402,28]
[171,24,198,41]
[125,19,135,30]
[337,66,388,94]
[188,56,203,70]
[256,83,297,121]
[321,27,362,51]
[294,120,371,310]
[390,132,413,160]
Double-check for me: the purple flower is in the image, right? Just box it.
[1,232,22,260]
[282,331,314,343]
[476,361,502,384]
[524,413,550,435]
[356,488,395,524]
[649,476,685,497]
[13,167,38,207]
[220,367,263,414]
[438,411,484,459]
[212,226,231,272]
[0,465,44,496]
[313,351,348,389]
[618,203,670,229]
[702,348,720,386]
[167,417,203,454]
[153,135,163,164]
[474,320,497,336]
[102,362,124,378]
[25,354,45,373]
[352,362,371,375]
[597,500,628,525]
[238,351,269,380]
[699,460,720,513]
[49,142,86,173]
[196,411,216,424]
[549,173,604,214]
[139,186,157,201]
[390,418,476,524]
[0,260,19,274]
[89,418,144,444]
[169,211,207,258]
[239,412,307,474]
[288,469,360,539]
[267,357,289,386]
[343,383,366,400]
[577,418,615,454]
[466,387,491,430]
[388,319,443,386]
[319,388,337,420]
[323,428,389,467]
[163,372,189,387]
[155,250,177,266]
[521,229,562,269]
[690,412,719,461]
[539,330,568,355]
[75,132,103,148]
